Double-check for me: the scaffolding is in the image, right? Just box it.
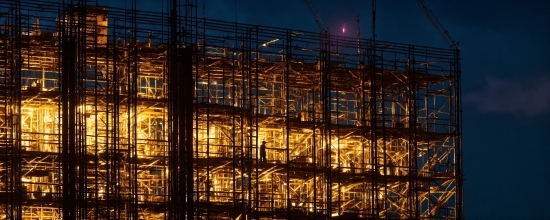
[0,0,463,219]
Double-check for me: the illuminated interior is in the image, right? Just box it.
[0,1,462,219]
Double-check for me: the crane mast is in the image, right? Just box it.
[415,0,459,50]
[302,0,328,32]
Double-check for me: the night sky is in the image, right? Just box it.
[101,0,550,218]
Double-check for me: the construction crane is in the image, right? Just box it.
[302,0,328,32]
[415,0,459,50]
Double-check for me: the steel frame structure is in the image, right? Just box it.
[0,0,463,219]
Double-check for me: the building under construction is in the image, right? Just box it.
[0,0,463,219]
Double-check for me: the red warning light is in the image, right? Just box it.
[342,23,346,33]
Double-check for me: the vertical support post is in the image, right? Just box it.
[284,30,292,218]
[128,1,139,218]
[407,45,419,219]
[167,0,180,217]
[167,5,194,213]
[321,29,332,217]
[369,39,379,216]
[61,35,77,220]
[453,48,464,220]
[184,47,195,220]
[75,2,88,217]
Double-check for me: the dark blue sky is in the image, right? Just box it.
[104,0,550,218]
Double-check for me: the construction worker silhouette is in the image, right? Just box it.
[260,141,267,162]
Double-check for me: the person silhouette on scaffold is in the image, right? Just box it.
[260,141,267,163]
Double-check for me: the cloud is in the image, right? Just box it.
[464,75,550,117]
